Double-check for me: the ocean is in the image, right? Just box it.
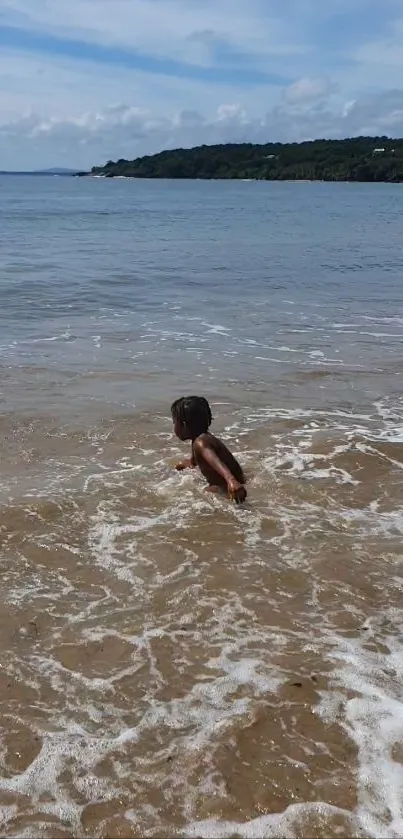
[1,175,403,838]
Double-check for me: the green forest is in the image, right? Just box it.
[87,137,403,182]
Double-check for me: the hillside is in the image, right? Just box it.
[88,137,403,182]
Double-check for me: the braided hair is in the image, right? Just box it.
[171,396,212,436]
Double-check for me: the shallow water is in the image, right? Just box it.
[1,176,403,838]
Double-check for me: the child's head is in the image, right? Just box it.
[171,396,212,440]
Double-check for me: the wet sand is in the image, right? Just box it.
[1,390,403,838]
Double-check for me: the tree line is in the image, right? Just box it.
[86,137,403,182]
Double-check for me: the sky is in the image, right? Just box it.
[1,0,403,169]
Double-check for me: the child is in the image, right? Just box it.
[171,396,247,503]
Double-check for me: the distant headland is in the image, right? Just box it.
[82,137,403,183]
[0,168,79,176]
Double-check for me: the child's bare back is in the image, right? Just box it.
[171,396,247,504]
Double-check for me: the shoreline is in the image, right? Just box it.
[77,173,403,183]
[86,136,403,183]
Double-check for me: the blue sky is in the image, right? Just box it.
[0,0,403,168]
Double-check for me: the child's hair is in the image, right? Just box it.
[171,396,212,434]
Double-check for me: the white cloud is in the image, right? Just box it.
[338,90,403,136]
[352,18,403,74]
[285,77,336,106]
[1,0,403,168]
[1,0,304,68]
[1,90,403,171]
[0,47,277,121]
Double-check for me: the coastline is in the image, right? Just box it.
[84,136,403,183]
[77,172,403,183]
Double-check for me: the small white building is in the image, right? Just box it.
[373,148,386,154]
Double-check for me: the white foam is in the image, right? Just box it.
[360,331,401,338]
[254,355,290,363]
[364,398,403,443]
[362,316,403,326]
[263,437,359,485]
[355,441,403,471]
[377,428,403,444]
[3,389,403,837]
[206,651,283,697]
[0,807,18,830]
[319,611,403,838]
[201,322,230,336]
[184,803,360,838]
[332,322,361,328]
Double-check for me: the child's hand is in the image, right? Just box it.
[175,458,195,471]
[227,478,247,504]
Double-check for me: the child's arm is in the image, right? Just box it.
[175,457,194,471]
[175,451,196,471]
[194,438,247,503]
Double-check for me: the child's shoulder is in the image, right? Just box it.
[194,431,214,443]
[194,432,222,450]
